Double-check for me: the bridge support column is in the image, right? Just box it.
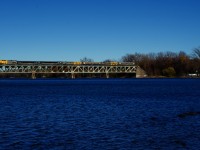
[106,72,109,78]
[71,73,75,79]
[32,71,36,79]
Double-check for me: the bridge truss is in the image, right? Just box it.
[0,64,137,79]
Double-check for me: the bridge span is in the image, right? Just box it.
[0,61,137,79]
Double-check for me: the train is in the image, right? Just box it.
[0,60,134,66]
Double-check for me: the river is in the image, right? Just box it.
[0,79,200,149]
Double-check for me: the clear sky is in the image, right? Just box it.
[0,0,200,61]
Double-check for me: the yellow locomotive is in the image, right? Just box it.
[0,60,17,64]
[0,60,9,64]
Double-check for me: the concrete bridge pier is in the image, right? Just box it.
[106,72,109,78]
[71,73,75,79]
[32,71,36,79]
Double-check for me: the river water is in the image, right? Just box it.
[0,79,200,149]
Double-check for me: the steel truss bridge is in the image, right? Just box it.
[0,63,137,79]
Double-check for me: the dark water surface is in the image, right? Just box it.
[0,79,200,150]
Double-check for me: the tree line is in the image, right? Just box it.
[121,48,200,77]
[83,48,200,77]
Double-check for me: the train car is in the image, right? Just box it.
[16,61,61,65]
[104,61,119,65]
[0,60,17,64]
[73,62,82,65]
[16,61,39,64]
[37,61,62,65]
[83,62,104,65]
[0,60,8,64]
[121,62,135,65]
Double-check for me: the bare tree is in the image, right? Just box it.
[121,53,144,65]
[103,59,116,62]
[121,51,197,77]
[193,48,200,58]
[80,57,94,62]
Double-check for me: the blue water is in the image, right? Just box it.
[0,79,200,150]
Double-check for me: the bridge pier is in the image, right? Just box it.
[71,73,75,79]
[32,71,36,79]
[106,72,109,78]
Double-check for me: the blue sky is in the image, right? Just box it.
[0,0,200,61]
